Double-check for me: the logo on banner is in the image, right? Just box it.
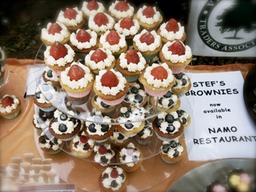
[197,0,256,52]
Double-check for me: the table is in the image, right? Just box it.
[0,59,255,191]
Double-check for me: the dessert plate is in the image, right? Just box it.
[167,158,256,192]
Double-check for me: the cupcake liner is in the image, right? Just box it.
[144,86,168,97]
[101,95,126,106]
[169,65,187,74]
[66,88,92,98]
[1,109,21,119]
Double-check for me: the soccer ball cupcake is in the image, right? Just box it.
[160,139,184,164]
[93,143,116,167]
[177,109,191,129]
[159,40,192,74]
[109,129,129,148]
[135,120,154,146]
[42,66,60,89]
[0,94,21,119]
[33,86,56,112]
[38,132,63,155]
[139,62,175,97]
[172,72,192,95]
[108,0,135,21]
[81,0,105,19]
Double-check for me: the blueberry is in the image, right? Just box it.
[168,100,174,107]
[101,101,110,108]
[135,94,143,103]
[173,149,179,157]
[60,113,68,120]
[58,124,67,132]
[170,140,178,148]
[117,134,124,140]
[70,118,77,124]
[175,73,183,79]
[162,144,170,153]
[156,118,164,127]
[125,123,133,129]
[158,97,163,105]
[165,114,174,123]
[111,180,118,188]
[131,86,138,94]
[35,92,41,99]
[166,125,175,133]
[38,135,46,144]
[164,91,172,98]
[47,70,53,78]
[101,124,109,132]
[181,79,187,86]
[88,124,96,133]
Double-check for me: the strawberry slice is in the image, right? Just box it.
[87,0,99,11]
[48,23,62,35]
[91,49,107,63]
[1,96,14,107]
[101,70,119,88]
[165,18,179,32]
[139,31,154,45]
[98,145,107,154]
[120,17,134,29]
[67,64,85,81]
[168,41,185,55]
[106,30,120,45]
[49,42,68,60]
[76,29,91,42]
[80,135,88,143]
[94,12,108,27]
[125,49,139,64]
[115,1,129,11]
[142,6,155,18]
[63,8,78,19]
[110,169,119,178]
[151,66,168,80]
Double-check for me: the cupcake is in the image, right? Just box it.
[91,94,116,114]
[99,29,128,57]
[153,111,184,141]
[172,72,192,95]
[40,22,70,46]
[109,129,129,148]
[38,132,63,155]
[48,109,82,141]
[160,139,184,164]
[0,94,21,119]
[177,109,191,129]
[60,61,94,104]
[204,181,229,192]
[93,143,116,167]
[56,7,86,31]
[151,90,180,113]
[44,42,76,75]
[118,142,143,172]
[116,49,147,82]
[115,106,145,137]
[159,40,192,74]
[69,29,98,54]
[85,48,116,74]
[81,0,105,19]
[108,0,135,21]
[99,166,127,192]
[135,120,154,146]
[33,110,52,131]
[88,12,115,35]
[33,86,56,112]
[134,4,163,30]
[123,81,147,107]
[42,66,60,89]
[93,69,129,105]
[157,18,186,43]
[133,29,162,62]
[139,62,175,97]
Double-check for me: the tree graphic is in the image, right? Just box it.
[216,0,256,39]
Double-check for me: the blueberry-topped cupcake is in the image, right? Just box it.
[172,72,192,95]
[109,129,129,148]
[135,120,154,146]
[38,132,63,155]
[160,139,184,164]
[124,82,147,107]
[177,109,191,129]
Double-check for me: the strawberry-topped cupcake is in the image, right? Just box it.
[139,62,175,97]
[108,0,135,21]
[159,40,192,74]
[40,22,70,46]
[56,7,85,31]
[44,42,76,75]
[93,69,129,105]
[133,29,162,62]
[116,49,147,82]
[60,61,94,104]
[85,48,116,74]
[99,29,128,57]
[69,28,98,54]
[81,0,105,20]
[0,94,21,119]
[134,4,163,30]
[158,18,186,43]
[88,12,115,35]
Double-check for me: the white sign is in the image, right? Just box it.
[184,71,256,161]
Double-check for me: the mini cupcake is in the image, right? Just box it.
[153,111,184,141]
[134,4,163,30]
[81,0,105,20]
[172,72,192,95]
[160,139,184,164]
[177,109,191,129]
[116,49,147,82]
[42,66,60,89]
[93,69,129,105]
[85,48,116,74]
[133,29,162,62]
[44,42,76,75]
[60,61,94,104]
[33,86,56,112]
[69,28,98,54]
[151,90,180,113]
[49,109,82,141]
[108,0,135,21]
[56,7,86,31]
[157,18,186,43]
[99,166,127,192]
[40,22,70,46]
[139,62,175,97]
[0,94,21,119]
[99,29,128,57]
[69,130,95,159]
[159,40,192,74]
[93,143,116,167]
[204,181,229,192]
[38,132,63,155]
[88,12,115,35]
[91,94,116,114]
[135,120,154,146]
[109,129,129,148]
[119,142,143,172]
